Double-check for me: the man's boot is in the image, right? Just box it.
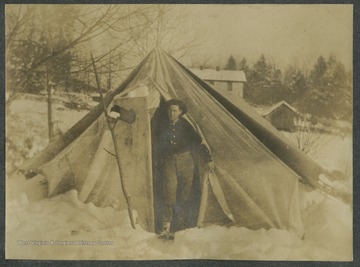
[158,222,171,239]
[167,232,175,240]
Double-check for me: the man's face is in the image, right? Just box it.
[167,105,182,123]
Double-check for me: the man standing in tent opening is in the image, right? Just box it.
[155,99,214,240]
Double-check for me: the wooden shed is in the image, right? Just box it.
[261,101,301,132]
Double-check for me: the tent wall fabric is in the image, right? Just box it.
[18,47,321,237]
[181,64,329,190]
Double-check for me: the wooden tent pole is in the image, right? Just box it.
[91,55,136,229]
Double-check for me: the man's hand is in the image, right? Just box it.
[207,161,215,172]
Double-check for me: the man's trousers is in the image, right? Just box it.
[161,151,195,229]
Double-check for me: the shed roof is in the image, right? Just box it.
[189,68,247,82]
[262,101,299,116]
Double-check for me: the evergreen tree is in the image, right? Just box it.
[225,55,237,70]
[283,65,308,104]
[327,59,352,119]
[251,54,271,83]
[238,57,250,76]
[245,54,273,104]
[301,55,351,120]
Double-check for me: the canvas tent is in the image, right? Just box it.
[19,47,339,237]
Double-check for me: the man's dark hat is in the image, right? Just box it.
[165,99,187,115]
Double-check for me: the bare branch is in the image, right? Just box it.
[103,147,116,158]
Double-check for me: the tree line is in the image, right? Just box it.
[224,54,352,121]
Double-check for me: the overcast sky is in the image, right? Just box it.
[178,4,353,70]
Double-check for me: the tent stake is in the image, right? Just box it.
[91,55,136,229]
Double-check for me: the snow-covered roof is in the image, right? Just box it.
[262,101,299,116]
[189,68,247,82]
[251,105,270,116]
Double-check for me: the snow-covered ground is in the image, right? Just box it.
[282,131,353,182]
[5,96,353,260]
[6,95,89,174]
[5,189,352,260]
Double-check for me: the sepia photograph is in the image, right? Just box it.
[4,3,353,261]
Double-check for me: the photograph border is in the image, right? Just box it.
[1,0,358,266]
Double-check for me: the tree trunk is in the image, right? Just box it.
[46,67,54,141]
[107,51,112,91]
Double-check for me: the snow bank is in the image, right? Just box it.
[6,188,352,261]
[301,193,352,261]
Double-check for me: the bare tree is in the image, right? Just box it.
[127,5,206,61]
[5,4,153,112]
[6,4,161,145]
[294,120,322,155]
[70,5,207,91]
[5,5,36,107]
